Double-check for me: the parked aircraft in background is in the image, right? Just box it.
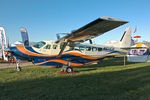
[1,16,128,72]
[104,27,134,48]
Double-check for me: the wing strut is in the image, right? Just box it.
[58,40,69,57]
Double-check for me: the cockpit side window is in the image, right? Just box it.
[69,47,74,50]
[44,44,51,49]
[53,45,58,49]
[79,46,85,51]
[33,41,46,48]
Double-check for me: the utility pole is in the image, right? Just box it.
[124,55,126,66]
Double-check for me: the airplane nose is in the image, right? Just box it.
[4,48,10,52]
[9,47,18,53]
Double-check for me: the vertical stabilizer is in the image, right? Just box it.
[120,27,132,47]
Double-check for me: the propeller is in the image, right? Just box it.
[56,33,69,40]
[56,34,60,40]
[7,37,10,48]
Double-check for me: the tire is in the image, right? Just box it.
[66,67,73,73]
[17,66,21,71]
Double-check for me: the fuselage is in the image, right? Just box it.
[10,40,124,67]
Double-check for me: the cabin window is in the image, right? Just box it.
[92,47,97,51]
[86,47,91,51]
[44,44,51,49]
[98,48,102,51]
[33,41,46,48]
[104,47,108,50]
[53,45,57,49]
[79,46,85,51]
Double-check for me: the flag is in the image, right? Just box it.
[134,26,137,33]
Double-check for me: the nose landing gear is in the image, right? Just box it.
[16,59,21,71]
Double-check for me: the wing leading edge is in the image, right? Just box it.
[57,16,128,43]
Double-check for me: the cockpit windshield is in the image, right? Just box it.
[33,41,46,48]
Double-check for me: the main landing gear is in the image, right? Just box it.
[61,66,73,73]
[60,62,74,74]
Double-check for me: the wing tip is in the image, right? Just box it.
[100,16,128,23]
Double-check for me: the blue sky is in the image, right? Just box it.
[0,0,150,44]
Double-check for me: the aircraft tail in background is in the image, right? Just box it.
[104,27,133,48]
[20,27,29,46]
[120,27,133,48]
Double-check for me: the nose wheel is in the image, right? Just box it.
[16,59,21,71]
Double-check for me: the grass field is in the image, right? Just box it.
[1,57,150,100]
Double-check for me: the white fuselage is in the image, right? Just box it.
[32,40,70,55]
[31,40,124,57]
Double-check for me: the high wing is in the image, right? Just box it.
[56,16,128,44]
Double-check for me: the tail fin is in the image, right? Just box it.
[0,27,8,61]
[20,27,29,46]
[120,27,132,47]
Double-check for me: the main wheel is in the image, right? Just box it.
[17,66,21,71]
[66,67,73,73]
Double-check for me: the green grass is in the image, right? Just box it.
[1,57,150,100]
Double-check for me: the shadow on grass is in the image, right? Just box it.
[1,64,150,100]
[74,68,97,73]
[84,57,138,68]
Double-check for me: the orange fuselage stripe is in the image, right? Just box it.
[35,59,83,67]
[16,46,100,60]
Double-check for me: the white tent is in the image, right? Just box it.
[132,43,147,48]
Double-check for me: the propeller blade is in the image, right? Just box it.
[56,34,60,40]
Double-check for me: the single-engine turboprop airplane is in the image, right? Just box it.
[3,16,128,72]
